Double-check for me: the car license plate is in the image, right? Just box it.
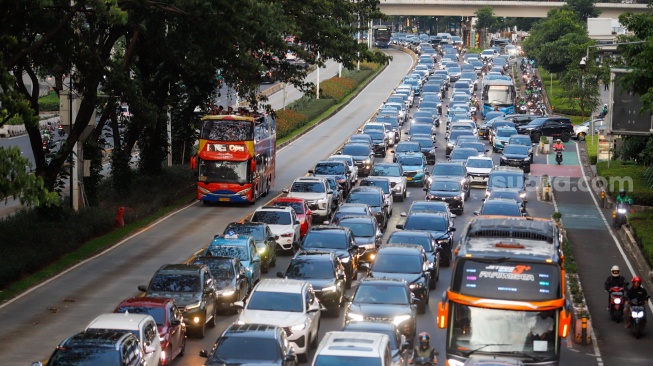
[406,177,412,181]
[219,197,230,202]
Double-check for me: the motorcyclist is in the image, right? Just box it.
[409,332,438,364]
[625,276,650,328]
[604,265,628,308]
[553,139,564,152]
[600,103,608,118]
[616,189,633,205]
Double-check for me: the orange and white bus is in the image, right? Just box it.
[196,113,275,204]
[438,217,571,366]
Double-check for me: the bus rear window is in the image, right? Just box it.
[452,259,561,301]
[201,120,253,141]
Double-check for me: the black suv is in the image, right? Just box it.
[277,250,346,317]
[223,222,277,273]
[429,161,470,199]
[517,116,574,142]
[138,263,218,338]
[309,160,351,194]
[200,323,298,366]
[341,143,375,176]
[423,177,465,215]
[395,212,456,267]
[40,330,144,366]
[191,256,251,314]
[387,230,440,289]
[346,186,389,229]
[500,144,532,173]
[300,226,359,289]
[337,215,382,267]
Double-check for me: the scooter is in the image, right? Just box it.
[412,355,439,366]
[608,286,625,323]
[613,201,630,228]
[554,148,563,165]
[519,104,528,114]
[57,124,65,136]
[629,298,647,339]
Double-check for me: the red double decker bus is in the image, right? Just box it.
[196,113,276,204]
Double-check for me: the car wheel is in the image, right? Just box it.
[179,336,186,356]
[270,251,277,267]
[429,275,436,290]
[578,132,586,141]
[208,307,217,328]
[532,132,541,143]
[194,321,206,339]
[396,193,404,202]
[261,258,269,274]
[164,345,172,365]
[403,188,407,199]
[417,301,426,314]
[561,131,571,142]
[310,327,319,349]
[298,352,308,363]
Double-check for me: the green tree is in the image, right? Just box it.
[563,0,601,23]
[617,12,653,112]
[0,146,59,206]
[560,66,601,120]
[475,6,498,48]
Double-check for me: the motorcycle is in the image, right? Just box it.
[613,201,630,228]
[629,298,647,339]
[412,355,439,366]
[608,286,626,322]
[554,148,563,165]
[57,124,65,136]
[519,104,528,114]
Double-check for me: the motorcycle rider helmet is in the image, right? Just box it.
[418,332,430,349]
[611,265,620,277]
[557,139,562,143]
[633,276,642,285]
[619,189,626,198]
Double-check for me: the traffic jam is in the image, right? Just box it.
[39,34,576,366]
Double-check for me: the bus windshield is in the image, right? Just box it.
[485,86,513,106]
[449,305,558,360]
[201,120,253,141]
[199,160,248,184]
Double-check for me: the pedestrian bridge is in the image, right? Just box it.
[379,0,649,18]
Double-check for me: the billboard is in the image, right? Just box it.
[609,68,653,135]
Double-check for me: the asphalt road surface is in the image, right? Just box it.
[0,48,601,365]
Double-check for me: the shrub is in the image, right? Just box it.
[627,210,653,267]
[275,109,308,139]
[320,77,357,101]
[6,115,24,125]
[38,91,60,112]
[596,160,653,205]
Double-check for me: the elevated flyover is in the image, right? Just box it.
[379,0,649,18]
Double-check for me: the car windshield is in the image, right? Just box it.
[224,224,264,240]
[303,231,348,249]
[49,347,121,365]
[340,221,376,237]
[397,155,423,166]
[199,160,248,184]
[149,274,201,292]
[510,138,531,146]
[504,145,529,155]
[490,191,520,201]
[273,201,305,215]
[372,165,401,177]
[115,306,165,326]
[450,149,476,160]
[413,138,433,148]
[373,253,422,274]
[329,157,353,167]
[497,129,517,137]
[432,164,464,176]
[314,355,383,366]
[354,284,409,304]
[194,258,236,280]
[406,215,448,231]
[489,174,524,189]
[343,144,371,156]
[388,234,432,251]
[207,245,249,261]
[359,180,390,194]
[315,162,346,175]
[286,259,335,279]
[212,336,284,365]
[291,181,325,193]
[247,291,303,312]
[466,159,493,168]
[251,211,291,225]
[348,192,382,207]
[482,202,521,216]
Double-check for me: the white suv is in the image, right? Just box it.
[86,313,161,366]
[312,331,393,366]
[250,205,301,252]
[236,279,321,362]
[283,177,333,220]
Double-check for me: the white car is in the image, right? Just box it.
[250,205,301,252]
[328,154,358,186]
[481,48,498,60]
[369,163,407,202]
[573,118,604,140]
[236,279,321,362]
[86,313,161,366]
[465,156,494,184]
[284,176,333,219]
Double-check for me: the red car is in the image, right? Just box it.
[271,197,313,238]
[115,297,186,365]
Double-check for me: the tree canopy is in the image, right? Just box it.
[617,11,653,113]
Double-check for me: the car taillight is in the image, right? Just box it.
[281,233,293,237]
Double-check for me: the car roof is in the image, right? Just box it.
[273,197,306,204]
[86,313,155,332]
[318,331,389,357]
[225,323,285,338]
[116,296,174,308]
[253,278,307,293]
[156,263,203,274]
[294,176,328,182]
[377,243,424,254]
[62,330,135,349]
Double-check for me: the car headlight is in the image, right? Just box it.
[291,323,306,331]
[392,314,412,326]
[348,313,364,321]
[219,289,236,296]
[409,282,424,289]
[185,301,201,311]
[524,157,531,162]
[447,360,465,366]
[460,178,467,185]
[364,158,372,166]
[519,192,527,198]
[437,239,449,245]
[500,156,508,160]
[340,256,350,264]
[258,247,267,254]
[322,285,337,292]
[485,191,491,197]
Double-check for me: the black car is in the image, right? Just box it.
[192,256,250,314]
[344,278,418,343]
[486,166,528,201]
[341,143,375,176]
[459,142,487,156]
[487,188,527,213]
[40,330,145,366]
[392,141,422,162]
[329,203,374,225]
[445,130,474,157]
[503,113,541,128]
[337,215,382,267]
[363,244,432,314]
[406,200,455,227]
[223,222,277,273]
[309,160,351,194]
[359,177,394,215]
[341,322,411,366]
[300,226,359,288]
[429,162,470,198]
[387,230,440,289]
[348,134,374,148]
[408,134,438,164]
[138,264,217,338]
[517,116,574,143]
[366,130,388,157]
[346,186,389,229]
[475,198,525,217]
[507,134,534,162]
[395,211,456,266]
[199,323,297,366]
[448,147,479,164]
[277,251,346,316]
[500,144,532,173]
[423,177,465,215]
[374,114,401,142]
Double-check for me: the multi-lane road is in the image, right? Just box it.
[0,47,617,365]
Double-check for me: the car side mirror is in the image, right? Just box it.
[450,227,456,232]
[234,301,245,308]
[327,190,334,194]
[170,318,181,326]
[308,170,314,174]
[269,236,277,241]
[338,273,346,280]
[474,211,480,216]
[359,262,371,272]
[282,189,289,193]
[138,285,147,292]
[199,350,209,358]
[277,271,285,278]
